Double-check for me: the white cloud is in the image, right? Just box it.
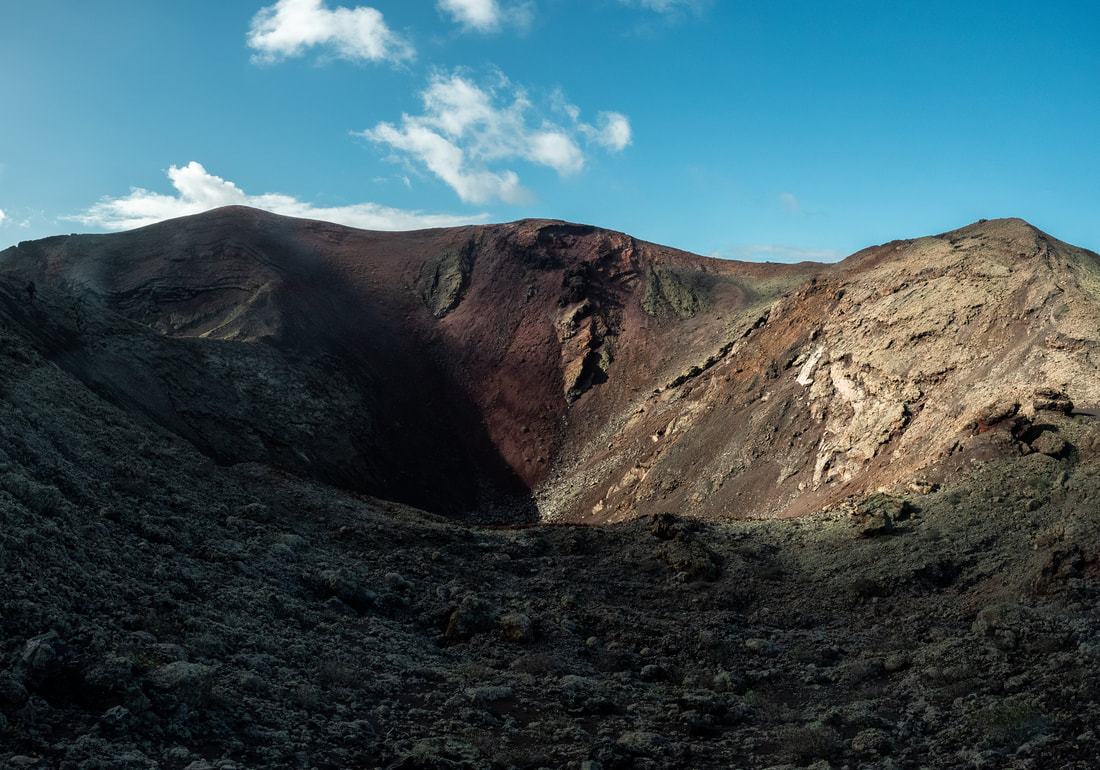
[359,71,631,204]
[437,0,533,32]
[528,130,585,172]
[583,111,632,151]
[248,0,413,64]
[69,162,487,232]
[715,244,844,263]
[0,209,6,227]
[438,0,498,31]
[366,121,530,204]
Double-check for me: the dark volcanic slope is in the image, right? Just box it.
[3,209,1099,524]
[0,206,818,519]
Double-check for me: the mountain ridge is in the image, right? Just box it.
[2,208,1098,523]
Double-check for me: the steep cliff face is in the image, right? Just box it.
[2,209,1097,522]
[796,219,1100,494]
[0,210,501,515]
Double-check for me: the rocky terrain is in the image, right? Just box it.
[1,207,826,520]
[1,209,1100,768]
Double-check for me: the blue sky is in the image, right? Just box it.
[2,1,1098,261]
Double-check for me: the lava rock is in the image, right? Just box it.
[499,612,535,643]
[445,595,497,641]
[146,662,212,711]
[1031,431,1070,458]
[654,539,721,581]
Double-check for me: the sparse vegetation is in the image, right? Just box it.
[972,701,1048,748]
[416,240,476,318]
[642,264,706,318]
[778,724,841,762]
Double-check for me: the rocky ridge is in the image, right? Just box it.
[547,217,1100,523]
[2,210,1100,767]
[5,210,1098,525]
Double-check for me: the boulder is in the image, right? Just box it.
[146,662,212,710]
[499,612,535,643]
[1031,431,1070,458]
[445,595,497,641]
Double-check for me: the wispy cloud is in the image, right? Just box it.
[68,162,487,232]
[358,70,631,204]
[437,0,533,33]
[618,0,707,15]
[714,244,845,263]
[247,0,414,64]
[779,192,804,214]
[0,209,6,227]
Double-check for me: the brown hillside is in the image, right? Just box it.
[0,207,817,518]
[2,208,1097,523]
[546,217,1100,522]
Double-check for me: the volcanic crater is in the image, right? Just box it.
[2,209,1100,768]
